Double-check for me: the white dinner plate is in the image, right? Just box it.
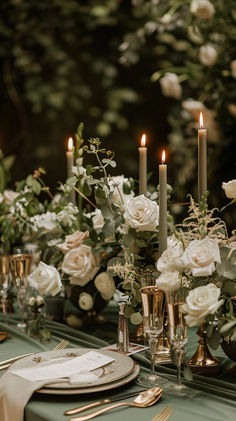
[38,363,140,395]
[9,348,136,389]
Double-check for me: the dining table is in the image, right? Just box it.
[0,302,235,421]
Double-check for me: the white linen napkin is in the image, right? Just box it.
[0,370,99,421]
[0,350,115,421]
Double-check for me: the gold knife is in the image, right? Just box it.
[64,390,146,416]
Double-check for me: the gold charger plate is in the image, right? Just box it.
[38,363,140,395]
[10,348,135,389]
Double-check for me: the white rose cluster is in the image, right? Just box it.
[62,244,100,287]
[108,175,134,206]
[28,262,62,296]
[124,195,159,232]
[181,284,223,326]
[30,212,58,232]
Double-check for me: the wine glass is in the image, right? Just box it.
[10,254,33,330]
[165,289,192,396]
[0,256,11,324]
[137,286,167,386]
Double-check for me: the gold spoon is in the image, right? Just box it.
[69,387,163,421]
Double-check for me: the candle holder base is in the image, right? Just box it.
[188,324,221,375]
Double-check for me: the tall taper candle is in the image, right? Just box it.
[66,137,76,204]
[198,112,207,202]
[139,133,147,195]
[159,150,167,256]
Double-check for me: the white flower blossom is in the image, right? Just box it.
[199,44,217,67]
[28,262,62,296]
[222,180,236,199]
[156,271,182,292]
[78,292,94,310]
[181,284,223,326]
[191,0,215,20]
[160,73,182,100]
[182,238,221,277]
[124,195,159,232]
[62,245,100,287]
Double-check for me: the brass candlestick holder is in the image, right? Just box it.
[188,323,221,374]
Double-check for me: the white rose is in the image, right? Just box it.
[182,99,205,120]
[156,271,182,292]
[181,284,223,326]
[108,175,134,206]
[124,195,159,232]
[78,292,94,311]
[92,209,105,231]
[31,212,58,231]
[28,297,36,306]
[57,230,89,254]
[160,73,182,100]
[36,295,44,306]
[157,237,184,272]
[182,238,221,277]
[230,60,236,79]
[222,180,236,199]
[3,190,19,204]
[62,245,100,287]
[57,204,77,227]
[199,44,217,66]
[228,104,236,118]
[94,272,116,300]
[191,0,215,19]
[28,261,62,296]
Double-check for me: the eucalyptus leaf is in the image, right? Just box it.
[207,327,221,350]
[220,320,236,335]
[130,312,142,325]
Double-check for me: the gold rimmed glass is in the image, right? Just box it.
[10,254,33,330]
[137,286,167,386]
[0,256,11,324]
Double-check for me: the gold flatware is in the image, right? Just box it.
[69,388,163,421]
[0,338,70,370]
[151,406,173,421]
[64,389,146,416]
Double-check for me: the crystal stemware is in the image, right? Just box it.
[10,254,33,330]
[0,256,11,324]
[165,289,192,396]
[137,286,167,386]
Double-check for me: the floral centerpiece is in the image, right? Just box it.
[156,191,236,351]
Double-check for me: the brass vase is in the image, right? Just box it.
[188,323,221,374]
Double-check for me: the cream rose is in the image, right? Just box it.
[156,271,182,292]
[182,238,221,277]
[157,237,184,272]
[3,190,19,204]
[94,272,116,300]
[199,44,217,67]
[78,292,94,311]
[191,0,215,19]
[92,209,105,231]
[230,60,236,79]
[124,195,159,232]
[222,180,236,199]
[181,284,223,326]
[57,230,89,254]
[160,73,182,99]
[62,245,100,286]
[28,262,62,296]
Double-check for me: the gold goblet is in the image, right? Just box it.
[10,254,33,330]
[0,256,11,324]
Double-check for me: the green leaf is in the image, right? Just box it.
[101,205,113,220]
[31,179,41,195]
[102,219,115,237]
[0,166,5,192]
[220,320,236,335]
[130,312,142,325]
[123,233,135,248]
[26,175,34,187]
[207,327,221,350]
[82,181,92,197]
[124,306,134,318]
[3,155,15,171]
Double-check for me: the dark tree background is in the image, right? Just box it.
[0,0,235,229]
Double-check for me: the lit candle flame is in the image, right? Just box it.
[68,137,73,151]
[199,112,204,129]
[141,134,146,147]
[161,150,166,164]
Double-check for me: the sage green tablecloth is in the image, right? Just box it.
[0,309,235,421]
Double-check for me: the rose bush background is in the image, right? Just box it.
[0,0,235,232]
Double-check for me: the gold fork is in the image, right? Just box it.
[151,407,173,421]
[0,338,70,370]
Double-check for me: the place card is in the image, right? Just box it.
[12,351,115,382]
